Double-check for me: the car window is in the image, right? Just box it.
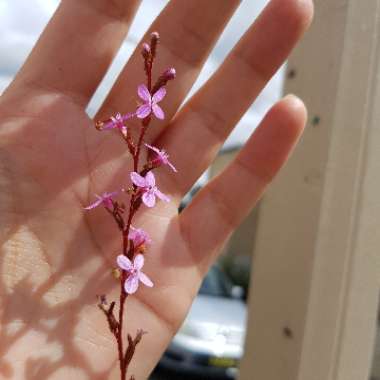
[199,266,233,297]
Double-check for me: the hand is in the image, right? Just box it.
[0,0,313,379]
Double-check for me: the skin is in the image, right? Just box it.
[0,0,313,379]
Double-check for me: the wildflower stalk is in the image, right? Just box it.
[88,31,175,380]
[116,39,158,379]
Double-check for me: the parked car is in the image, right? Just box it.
[158,265,247,379]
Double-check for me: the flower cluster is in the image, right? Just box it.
[87,91,175,290]
[84,32,176,380]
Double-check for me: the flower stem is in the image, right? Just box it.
[118,99,152,380]
[115,32,158,380]
[118,280,128,380]
[134,117,150,172]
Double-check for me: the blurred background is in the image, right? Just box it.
[1,1,379,380]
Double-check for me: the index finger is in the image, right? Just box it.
[10,0,140,107]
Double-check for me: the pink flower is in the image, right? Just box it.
[161,67,176,81]
[117,254,153,294]
[145,143,177,172]
[84,191,118,210]
[142,42,151,58]
[129,226,152,247]
[136,84,166,120]
[130,171,170,208]
[101,112,134,131]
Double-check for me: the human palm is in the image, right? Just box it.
[0,0,313,379]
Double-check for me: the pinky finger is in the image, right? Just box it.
[179,95,307,273]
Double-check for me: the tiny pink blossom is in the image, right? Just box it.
[130,171,170,208]
[129,226,152,247]
[142,42,151,56]
[117,254,153,294]
[84,191,118,210]
[136,84,166,120]
[162,67,176,81]
[145,143,177,172]
[102,112,134,130]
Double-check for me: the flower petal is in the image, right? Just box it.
[136,104,151,119]
[105,191,119,198]
[155,189,170,203]
[144,234,152,245]
[121,112,135,122]
[145,171,156,187]
[125,274,139,294]
[144,143,160,155]
[142,191,156,207]
[137,84,151,102]
[102,120,117,130]
[130,172,147,187]
[152,87,166,103]
[167,161,177,172]
[129,227,151,246]
[134,254,144,270]
[84,198,103,210]
[117,255,133,271]
[103,198,113,209]
[152,104,164,120]
[139,272,154,288]
[128,226,139,240]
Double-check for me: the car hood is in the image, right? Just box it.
[183,294,247,330]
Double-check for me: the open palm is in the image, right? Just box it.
[0,0,313,379]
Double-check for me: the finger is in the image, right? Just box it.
[11,0,140,106]
[179,96,307,273]
[154,0,313,195]
[95,0,240,130]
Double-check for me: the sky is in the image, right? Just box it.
[0,0,285,150]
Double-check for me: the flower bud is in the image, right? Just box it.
[95,120,104,130]
[151,67,176,94]
[97,294,108,305]
[150,31,159,57]
[150,31,159,42]
[142,42,150,60]
[163,67,176,81]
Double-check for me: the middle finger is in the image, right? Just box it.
[153,0,313,197]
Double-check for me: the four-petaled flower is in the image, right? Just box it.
[136,84,166,120]
[101,112,134,131]
[117,254,153,294]
[84,191,118,210]
[129,226,152,247]
[145,143,177,172]
[130,171,170,208]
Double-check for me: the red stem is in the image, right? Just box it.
[147,59,152,92]
[115,37,156,380]
[134,118,150,171]
[118,280,127,380]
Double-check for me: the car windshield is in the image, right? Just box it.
[199,266,233,298]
